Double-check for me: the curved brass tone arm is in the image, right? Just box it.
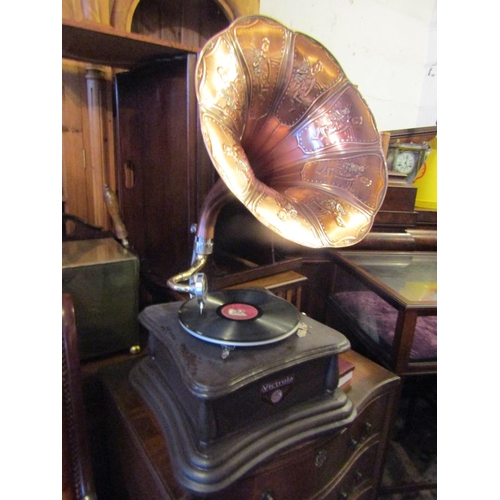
[166,253,209,295]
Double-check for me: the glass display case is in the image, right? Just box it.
[326,251,437,376]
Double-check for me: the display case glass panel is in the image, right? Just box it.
[328,252,437,372]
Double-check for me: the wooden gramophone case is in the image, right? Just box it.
[130,300,356,494]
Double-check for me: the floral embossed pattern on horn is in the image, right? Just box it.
[196,16,388,248]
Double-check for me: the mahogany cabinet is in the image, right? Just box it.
[96,349,399,499]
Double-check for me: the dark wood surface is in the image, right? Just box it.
[63,295,97,500]
[385,126,437,145]
[62,18,199,68]
[415,208,437,229]
[131,0,228,48]
[114,56,214,287]
[226,270,307,309]
[87,348,399,499]
[62,214,115,242]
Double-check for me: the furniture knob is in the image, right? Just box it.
[355,470,363,482]
[129,345,141,355]
[349,437,359,449]
[260,490,275,500]
[339,490,348,499]
[315,449,328,468]
[358,421,373,444]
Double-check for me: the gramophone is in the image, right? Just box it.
[130,15,388,495]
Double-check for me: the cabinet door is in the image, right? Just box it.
[114,56,214,288]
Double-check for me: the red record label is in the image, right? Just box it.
[219,303,260,321]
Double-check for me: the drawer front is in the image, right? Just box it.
[326,442,379,500]
[317,391,390,477]
[210,393,389,500]
[347,392,389,452]
[210,431,342,500]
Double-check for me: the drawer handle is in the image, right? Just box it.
[361,421,372,441]
[355,470,363,483]
[339,491,348,499]
[260,490,275,500]
[315,449,328,468]
[349,437,359,449]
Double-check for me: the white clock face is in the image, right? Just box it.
[394,151,416,174]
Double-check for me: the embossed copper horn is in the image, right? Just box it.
[168,16,388,303]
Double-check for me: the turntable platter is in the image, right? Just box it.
[178,289,301,346]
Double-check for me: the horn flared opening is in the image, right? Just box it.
[196,15,388,249]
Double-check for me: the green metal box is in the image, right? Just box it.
[62,238,140,360]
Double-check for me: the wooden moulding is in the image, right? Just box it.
[62,18,199,68]
[62,0,261,68]
[385,126,437,145]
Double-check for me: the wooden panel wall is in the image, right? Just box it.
[131,0,229,46]
[62,61,116,228]
[62,61,89,221]
[62,0,259,241]
[62,0,258,231]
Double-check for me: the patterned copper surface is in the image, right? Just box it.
[196,16,387,248]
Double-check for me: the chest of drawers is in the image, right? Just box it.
[99,349,399,499]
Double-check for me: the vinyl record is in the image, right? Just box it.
[178,289,301,346]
